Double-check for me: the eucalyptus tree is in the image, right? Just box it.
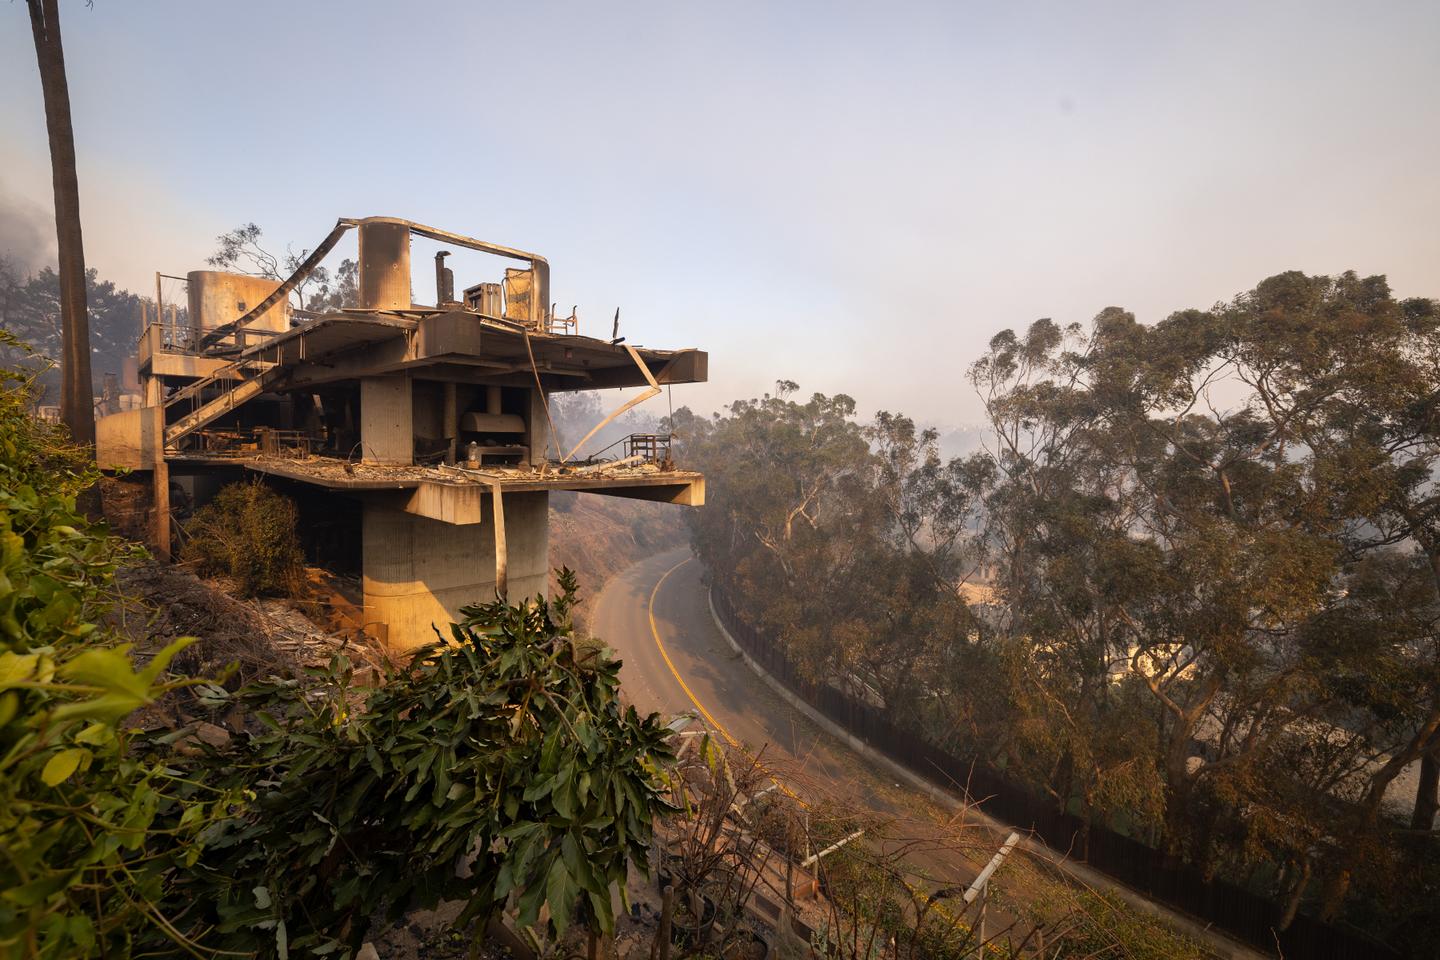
[974,283,1398,853]
[1234,271,1440,916]
[677,384,872,651]
[971,273,1440,931]
[970,316,1173,842]
[677,387,994,720]
[822,411,992,725]
[209,222,359,312]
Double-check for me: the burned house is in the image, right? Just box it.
[95,216,706,648]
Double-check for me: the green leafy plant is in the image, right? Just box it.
[167,569,676,958]
[0,345,236,959]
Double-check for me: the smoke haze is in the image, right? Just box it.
[0,181,55,275]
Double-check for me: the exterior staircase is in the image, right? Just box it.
[163,360,284,446]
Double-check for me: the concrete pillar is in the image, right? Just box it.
[152,459,171,562]
[143,374,163,407]
[358,221,411,311]
[527,386,551,465]
[443,382,458,465]
[361,491,549,650]
[360,377,412,464]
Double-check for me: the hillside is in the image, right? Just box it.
[547,492,687,630]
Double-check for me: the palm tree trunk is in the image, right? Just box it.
[28,0,94,451]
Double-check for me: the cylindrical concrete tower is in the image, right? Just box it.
[358,220,411,310]
[187,271,292,334]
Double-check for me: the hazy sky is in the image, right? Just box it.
[4,0,1438,424]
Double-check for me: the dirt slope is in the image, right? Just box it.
[547,492,688,630]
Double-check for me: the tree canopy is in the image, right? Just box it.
[681,272,1440,954]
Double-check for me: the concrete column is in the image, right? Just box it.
[443,382,458,465]
[143,376,162,407]
[358,221,411,311]
[152,459,171,562]
[361,376,413,464]
[527,386,551,465]
[361,491,549,650]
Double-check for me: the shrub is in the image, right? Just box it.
[182,480,303,596]
[0,344,235,959]
[162,571,677,958]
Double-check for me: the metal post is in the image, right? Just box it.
[153,459,170,562]
[443,381,457,465]
[655,884,675,960]
[489,481,507,600]
[977,885,985,958]
[435,250,454,305]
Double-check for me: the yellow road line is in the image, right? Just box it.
[647,559,990,942]
[648,557,739,746]
[647,556,802,802]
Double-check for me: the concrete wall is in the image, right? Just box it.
[95,406,164,470]
[412,379,446,442]
[362,491,549,650]
[361,376,412,464]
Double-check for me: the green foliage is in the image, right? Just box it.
[0,368,125,652]
[164,572,675,957]
[2,344,676,957]
[0,345,235,959]
[182,480,304,596]
[0,335,673,960]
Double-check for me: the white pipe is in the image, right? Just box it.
[962,832,1020,904]
[801,829,865,868]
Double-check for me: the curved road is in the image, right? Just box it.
[591,547,1265,960]
[595,548,941,823]
[593,548,1035,942]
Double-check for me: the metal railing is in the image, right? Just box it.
[145,319,197,353]
[624,433,671,462]
[546,306,579,336]
[578,432,673,465]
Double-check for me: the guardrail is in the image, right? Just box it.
[708,586,1402,960]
